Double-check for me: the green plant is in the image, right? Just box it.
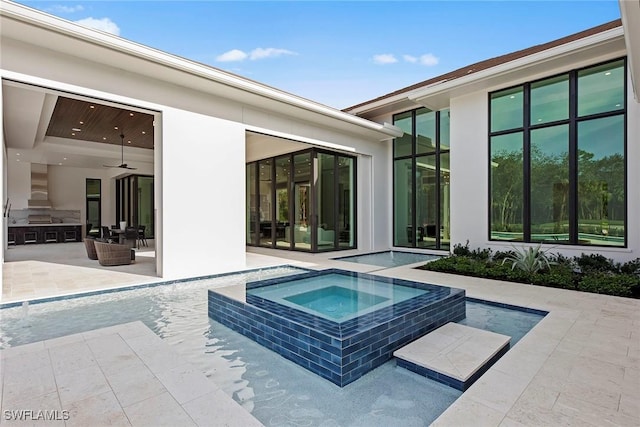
[578,273,639,297]
[621,258,640,275]
[501,244,555,274]
[575,253,619,273]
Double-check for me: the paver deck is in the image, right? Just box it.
[0,321,262,426]
[394,322,510,390]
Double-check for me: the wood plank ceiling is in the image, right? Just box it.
[45,96,154,149]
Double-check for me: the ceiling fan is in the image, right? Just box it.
[103,133,137,170]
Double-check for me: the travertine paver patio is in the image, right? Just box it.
[1,245,639,426]
[0,321,261,426]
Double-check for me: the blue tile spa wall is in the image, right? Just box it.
[208,270,466,387]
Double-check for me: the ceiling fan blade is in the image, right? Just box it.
[103,132,136,170]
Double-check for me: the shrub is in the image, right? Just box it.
[575,253,619,273]
[420,243,639,298]
[452,241,492,260]
[577,273,639,297]
[621,259,640,275]
[501,244,555,274]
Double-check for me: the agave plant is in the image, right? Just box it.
[501,244,555,274]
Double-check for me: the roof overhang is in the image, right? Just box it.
[408,27,626,110]
[619,0,640,101]
[0,0,402,141]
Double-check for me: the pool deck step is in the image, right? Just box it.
[393,322,510,391]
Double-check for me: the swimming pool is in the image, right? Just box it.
[209,269,466,386]
[0,267,544,427]
[333,250,440,268]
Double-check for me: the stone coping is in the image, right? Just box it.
[394,322,510,390]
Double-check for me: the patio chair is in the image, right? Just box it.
[94,241,133,266]
[83,237,98,260]
[137,225,148,249]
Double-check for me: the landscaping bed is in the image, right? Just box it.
[419,243,640,298]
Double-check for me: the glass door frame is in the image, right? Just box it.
[247,147,357,253]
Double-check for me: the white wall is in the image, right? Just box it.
[160,108,247,278]
[449,92,489,251]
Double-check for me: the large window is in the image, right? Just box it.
[393,108,450,250]
[247,148,356,252]
[489,58,626,246]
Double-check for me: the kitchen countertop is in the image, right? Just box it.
[8,223,83,227]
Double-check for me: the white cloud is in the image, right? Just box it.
[216,47,295,62]
[373,54,398,65]
[401,53,439,66]
[418,53,439,66]
[249,48,295,60]
[49,4,85,14]
[74,17,120,36]
[49,4,84,13]
[216,49,249,62]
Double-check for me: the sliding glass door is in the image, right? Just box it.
[247,148,356,253]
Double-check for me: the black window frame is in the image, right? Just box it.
[488,57,627,247]
[392,107,450,250]
[246,147,357,253]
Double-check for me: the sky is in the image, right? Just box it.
[16,0,622,109]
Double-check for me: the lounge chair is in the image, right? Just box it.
[84,237,98,260]
[94,241,133,266]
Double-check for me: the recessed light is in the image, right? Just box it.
[509,95,515,99]
[89,105,95,109]
[605,72,611,76]
[114,126,118,130]
[72,128,81,132]
[72,133,76,136]
[63,157,67,160]
[79,121,84,125]
[58,163,62,166]
[103,137,107,140]
[129,113,134,117]
[142,131,146,134]
[16,159,20,162]
[127,140,132,144]
[615,103,621,107]
[16,153,20,156]
[537,118,542,122]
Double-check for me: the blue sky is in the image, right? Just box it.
[17,1,621,109]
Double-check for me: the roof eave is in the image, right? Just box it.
[408,27,625,110]
[0,0,400,140]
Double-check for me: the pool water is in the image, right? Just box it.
[334,251,440,268]
[248,272,428,321]
[285,286,389,319]
[0,268,544,427]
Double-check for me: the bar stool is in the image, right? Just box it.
[7,232,16,246]
[44,230,58,243]
[64,230,77,242]
[24,231,37,244]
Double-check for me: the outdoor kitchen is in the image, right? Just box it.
[5,163,82,245]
